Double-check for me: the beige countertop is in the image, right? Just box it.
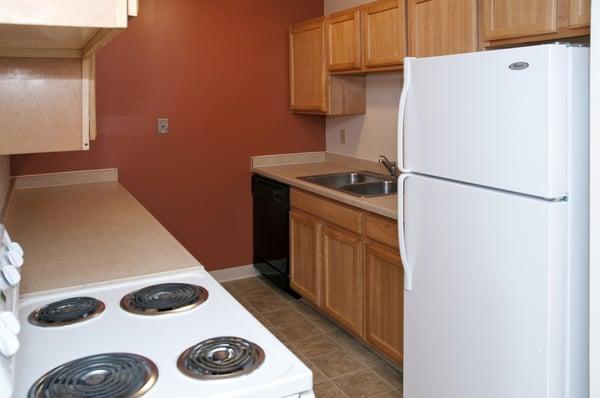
[252,157,397,220]
[6,180,200,295]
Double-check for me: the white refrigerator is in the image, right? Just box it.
[397,44,589,398]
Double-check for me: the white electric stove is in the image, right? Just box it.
[0,225,314,398]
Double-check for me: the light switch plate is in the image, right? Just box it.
[157,118,169,134]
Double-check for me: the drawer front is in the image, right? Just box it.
[291,188,363,234]
[366,214,398,249]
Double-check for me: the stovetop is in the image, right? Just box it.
[14,268,312,397]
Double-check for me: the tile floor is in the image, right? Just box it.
[221,276,403,398]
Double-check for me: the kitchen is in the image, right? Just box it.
[0,1,598,397]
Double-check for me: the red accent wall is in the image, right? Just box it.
[10,0,325,271]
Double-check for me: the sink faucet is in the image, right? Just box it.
[378,155,399,177]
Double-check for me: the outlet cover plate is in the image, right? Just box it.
[157,118,169,134]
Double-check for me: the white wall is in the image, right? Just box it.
[325,0,368,13]
[0,156,9,213]
[590,1,599,396]
[325,0,403,162]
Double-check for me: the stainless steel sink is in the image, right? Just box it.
[298,171,397,197]
[338,180,397,197]
[299,171,381,188]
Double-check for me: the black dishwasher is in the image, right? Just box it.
[252,174,299,297]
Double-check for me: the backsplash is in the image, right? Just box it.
[324,0,403,163]
[326,72,402,162]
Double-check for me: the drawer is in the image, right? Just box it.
[291,188,363,234]
[365,213,398,249]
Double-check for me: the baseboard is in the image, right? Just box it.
[210,264,260,282]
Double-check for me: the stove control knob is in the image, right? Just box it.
[2,249,23,269]
[8,242,23,257]
[1,228,23,256]
[0,313,20,335]
[0,266,20,288]
[0,328,19,357]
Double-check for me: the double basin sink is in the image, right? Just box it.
[298,171,397,197]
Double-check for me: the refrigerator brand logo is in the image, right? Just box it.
[509,61,529,71]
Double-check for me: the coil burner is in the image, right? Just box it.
[28,297,105,327]
[120,283,208,315]
[28,353,158,398]
[177,337,265,380]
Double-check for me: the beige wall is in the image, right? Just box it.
[324,0,403,162]
[0,156,9,214]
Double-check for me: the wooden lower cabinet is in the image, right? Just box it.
[290,210,321,307]
[322,225,364,336]
[365,243,404,364]
[289,188,403,365]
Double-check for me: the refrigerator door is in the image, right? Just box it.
[401,174,567,398]
[400,44,568,199]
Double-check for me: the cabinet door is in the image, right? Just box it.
[408,0,478,58]
[290,210,321,306]
[327,10,362,71]
[568,0,591,28]
[483,0,557,41]
[289,18,327,112]
[363,0,406,68]
[322,225,363,336]
[365,243,403,364]
[0,57,90,155]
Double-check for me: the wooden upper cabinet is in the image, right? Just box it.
[327,10,362,71]
[290,18,365,115]
[482,0,590,46]
[289,18,327,113]
[0,1,136,155]
[363,0,407,68]
[0,0,134,58]
[290,209,322,307]
[569,0,591,28]
[483,0,557,41]
[408,0,479,57]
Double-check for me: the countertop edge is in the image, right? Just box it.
[252,166,397,220]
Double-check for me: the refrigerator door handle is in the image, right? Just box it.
[398,174,412,291]
[397,57,412,174]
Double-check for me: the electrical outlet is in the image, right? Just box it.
[339,129,346,144]
[157,118,169,134]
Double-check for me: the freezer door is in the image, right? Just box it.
[401,175,567,398]
[400,44,569,199]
